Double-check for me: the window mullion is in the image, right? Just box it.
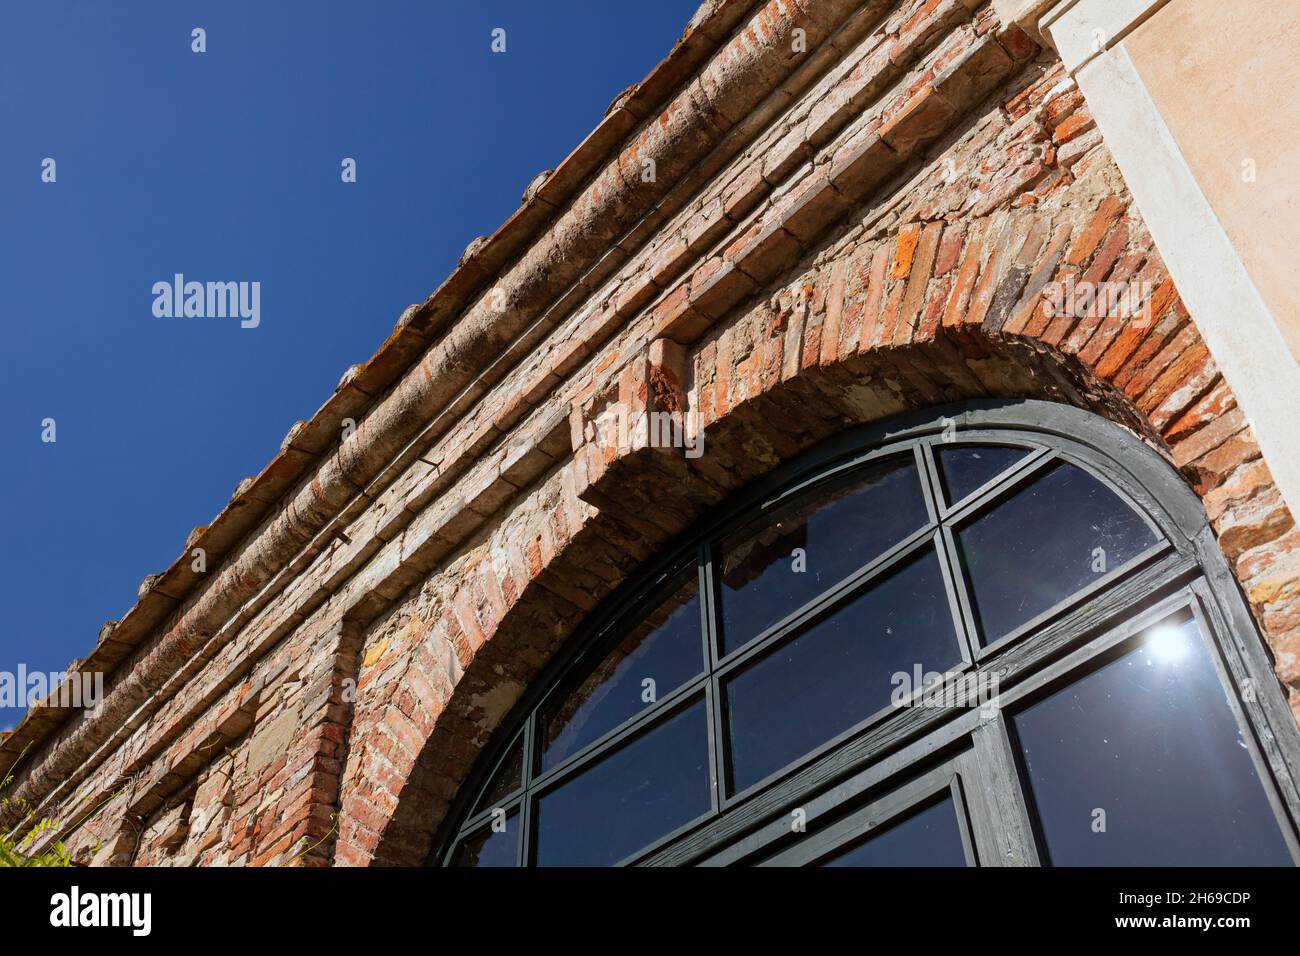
[968,711,1041,866]
[914,439,946,524]
[520,713,536,866]
[701,542,727,810]
[919,439,981,668]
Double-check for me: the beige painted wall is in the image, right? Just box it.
[1126,0,1300,362]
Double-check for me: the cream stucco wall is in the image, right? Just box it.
[1023,0,1300,515]
[1125,0,1300,362]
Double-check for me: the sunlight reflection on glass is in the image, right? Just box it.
[1144,622,1191,664]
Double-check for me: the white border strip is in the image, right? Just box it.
[1042,0,1173,74]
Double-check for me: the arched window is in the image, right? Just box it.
[434,402,1300,867]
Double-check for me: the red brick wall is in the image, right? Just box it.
[4,0,1295,867]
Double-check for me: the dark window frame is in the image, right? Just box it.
[431,400,1300,866]
[759,757,980,867]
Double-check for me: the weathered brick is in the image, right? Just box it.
[1053,113,1095,145]
[880,85,960,156]
[1164,379,1237,445]
[1170,406,1247,469]
[1066,195,1125,267]
[894,220,944,344]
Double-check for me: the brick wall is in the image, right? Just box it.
[3,0,1295,867]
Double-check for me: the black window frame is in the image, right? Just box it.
[431,400,1300,867]
[758,755,981,867]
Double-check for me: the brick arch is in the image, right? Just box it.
[337,288,1297,865]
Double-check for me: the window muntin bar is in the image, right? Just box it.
[953,460,1161,645]
[934,443,1031,508]
[722,544,962,793]
[717,453,928,656]
[539,570,703,773]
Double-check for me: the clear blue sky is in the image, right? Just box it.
[0,0,701,730]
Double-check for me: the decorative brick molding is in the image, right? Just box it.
[4,0,1296,867]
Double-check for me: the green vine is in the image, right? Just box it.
[286,812,339,867]
[0,743,71,867]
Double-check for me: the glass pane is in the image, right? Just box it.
[452,811,518,867]
[936,444,1029,506]
[533,699,711,866]
[539,572,702,772]
[1011,613,1293,866]
[472,734,524,815]
[955,462,1159,644]
[719,455,928,655]
[820,794,968,867]
[724,547,963,793]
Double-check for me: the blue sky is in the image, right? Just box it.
[0,0,701,730]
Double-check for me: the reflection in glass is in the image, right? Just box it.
[452,811,518,867]
[1012,614,1293,866]
[472,734,524,816]
[820,794,968,867]
[955,462,1158,644]
[719,455,928,655]
[533,699,711,866]
[936,444,1029,507]
[539,572,702,772]
[724,547,963,792]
